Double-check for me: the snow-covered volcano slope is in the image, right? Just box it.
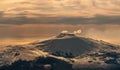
[0,45,73,70]
[0,32,120,70]
[31,32,120,58]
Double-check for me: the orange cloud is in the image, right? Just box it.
[0,0,120,17]
[0,24,120,45]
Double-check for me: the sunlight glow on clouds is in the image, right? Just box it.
[0,0,120,45]
[0,0,120,17]
[0,24,120,45]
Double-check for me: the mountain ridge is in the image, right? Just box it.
[32,33,119,58]
[0,32,120,70]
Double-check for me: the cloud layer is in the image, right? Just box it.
[0,14,120,24]
[0,24,120,45]
[0,0,120,24]
[1,0,120,16]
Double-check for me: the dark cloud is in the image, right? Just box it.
[0,14,120,24]
[56,15,120,24]
[0,11,4,17]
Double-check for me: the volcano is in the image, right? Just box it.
[0,32,120,70]
[32,32,119,58]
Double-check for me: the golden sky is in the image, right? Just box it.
[0,0,120,45]
[0,24,120,45]
[0,0,120,17]
[0,0,120,24]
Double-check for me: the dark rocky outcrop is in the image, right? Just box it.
[0,56,72,70]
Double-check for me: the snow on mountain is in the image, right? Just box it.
[0,45,49,66]
[0,44,73,70]
[0,32,120,70]
[31,32,120,58]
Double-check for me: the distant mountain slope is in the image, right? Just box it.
[0,32,120,70]
[0,45,72,70]
[32,33,119,58]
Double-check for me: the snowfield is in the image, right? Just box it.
[0,32,120,70]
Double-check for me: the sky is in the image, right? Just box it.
[0,0,120,45]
